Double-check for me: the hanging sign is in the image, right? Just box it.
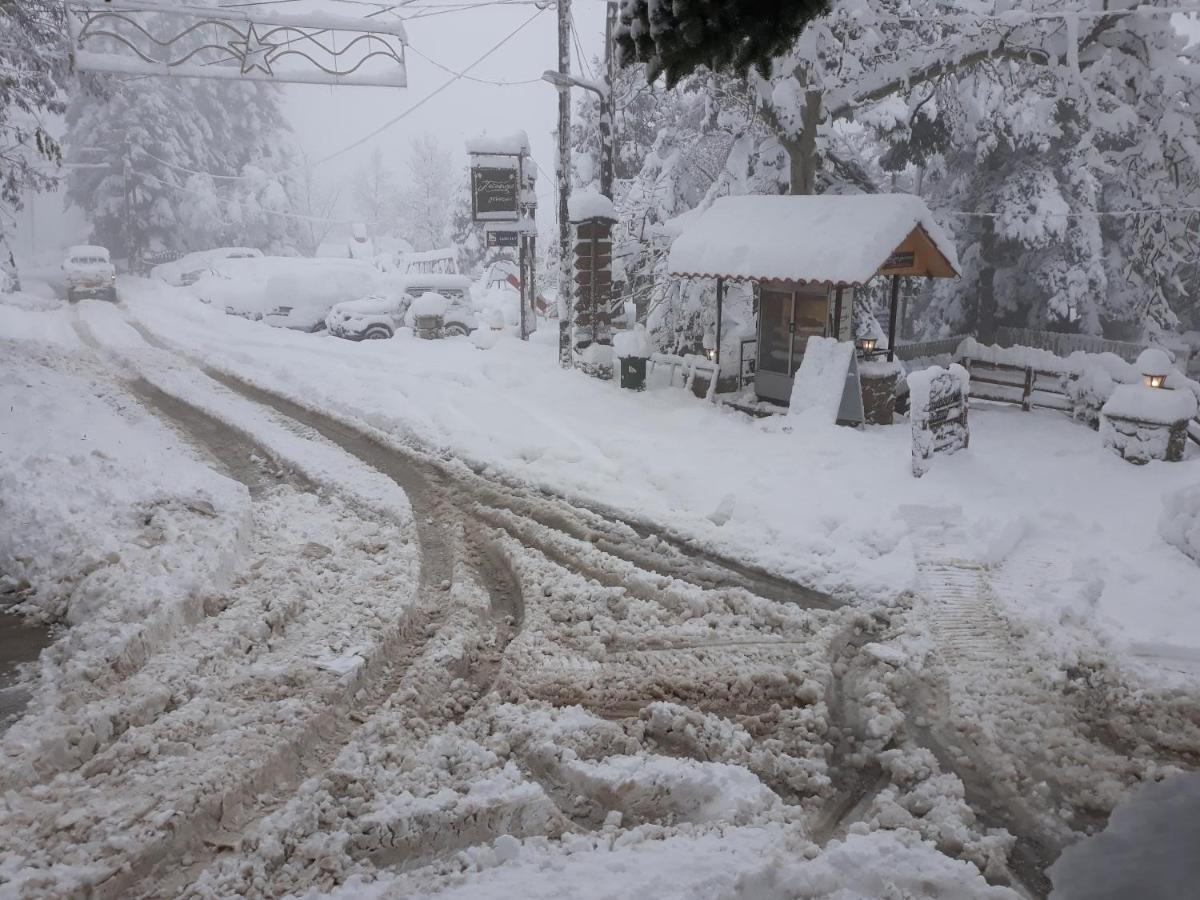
[486,231,519,249]
[67,0,408,87]
[471,166,520,222]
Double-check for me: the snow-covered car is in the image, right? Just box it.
[190,256,382,331]
[63,245,117,302]
[151,247,262,287]
[325,274,477,341]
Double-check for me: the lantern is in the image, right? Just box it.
[856,337,877,355]
[1137,348,1172,389]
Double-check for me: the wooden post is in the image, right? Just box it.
[832,285,843,341]
[715,277,724,366]
[887,274,900,362]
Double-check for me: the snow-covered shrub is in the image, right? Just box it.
[1161,484,1200,565]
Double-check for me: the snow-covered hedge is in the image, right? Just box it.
[1161,484,1200,565]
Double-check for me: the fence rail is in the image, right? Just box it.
[994,326,1151,364]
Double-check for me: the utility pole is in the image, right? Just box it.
[599,1,616,201]
[556,0,573,368]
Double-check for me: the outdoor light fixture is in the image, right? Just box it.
[856,337,877,354]
[705,348,717,362]
[1137,348,1172,389]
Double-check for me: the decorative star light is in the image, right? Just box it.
[227,24,276,75]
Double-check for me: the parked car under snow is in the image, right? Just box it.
[151,247,262,287]
[325,274,478,341]
[189,256,382,331]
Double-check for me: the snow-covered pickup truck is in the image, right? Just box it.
[63,245,117,302]
[325,274,478,341]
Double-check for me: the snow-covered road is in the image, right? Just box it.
[1,284,1198,898]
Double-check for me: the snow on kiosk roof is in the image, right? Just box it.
[667,194,959,286]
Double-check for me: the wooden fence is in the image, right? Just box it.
[994,326,1162,365]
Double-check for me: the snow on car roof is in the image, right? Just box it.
[68,245,109,259]
[667,194,959,286]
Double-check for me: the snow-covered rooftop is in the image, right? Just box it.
[667,194,959,286]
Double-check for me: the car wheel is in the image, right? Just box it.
[66,289,77,303]
[444,322,471,337]
[107,287,118,303]
[362,325,393,340]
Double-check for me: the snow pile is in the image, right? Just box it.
[788,337,854,423]
[957,337,1072,374]
[568,189,616,222]
[668,193,958,284]
[558,753,782,826]
[613,324,652,359]
[1161,484,1200,565]
[1049,772,1200,899]
[1101,384,1197,424]
[408,291,450,318]
[466,130,530,156]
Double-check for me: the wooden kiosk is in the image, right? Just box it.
[667,194,959,404]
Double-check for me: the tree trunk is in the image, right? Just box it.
[785,90,823,195]
[977,214,997,344]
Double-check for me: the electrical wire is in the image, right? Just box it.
[405,42,544,85]
[570,15,594,80]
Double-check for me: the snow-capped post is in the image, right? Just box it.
[908,365,970,478]
[556,0,573,368]
[570,189,618,379]
[466,132,537,339]
[1100,351,1196,464]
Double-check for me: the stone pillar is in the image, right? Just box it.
[571,210,616,379]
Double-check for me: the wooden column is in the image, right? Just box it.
[887,274,900,362]
[832,285,843,340]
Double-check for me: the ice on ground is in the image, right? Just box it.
[1049,772,1200,900]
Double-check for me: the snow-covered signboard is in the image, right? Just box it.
[787,338,864,426]
[67,0,408,87]
[908,365,970,478]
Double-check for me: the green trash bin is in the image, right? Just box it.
[619,356,647,391]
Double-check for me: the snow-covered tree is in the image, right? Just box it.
[616,0,831,86]
[352,148,399,237]
[0,0,67,247]
[446,174,487,275]
[397,133,455,251]
[65,72,296,259]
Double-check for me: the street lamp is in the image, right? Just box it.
[540,70,614,201]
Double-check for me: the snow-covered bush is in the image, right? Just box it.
[1161,484,1200,565]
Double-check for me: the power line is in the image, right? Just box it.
[405,42,544,85]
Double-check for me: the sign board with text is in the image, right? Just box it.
[471,165,519,222]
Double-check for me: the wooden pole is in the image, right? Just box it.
[518,233,528,340]
[715,277,724,366]
[557,0,573,367]
[832,285,843,341]
[887,274,900,362]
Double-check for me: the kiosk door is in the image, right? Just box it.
[756,286,829,403]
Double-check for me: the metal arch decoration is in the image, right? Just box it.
[68,0,408,88]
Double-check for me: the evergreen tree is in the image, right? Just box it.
[0,0,68,246]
